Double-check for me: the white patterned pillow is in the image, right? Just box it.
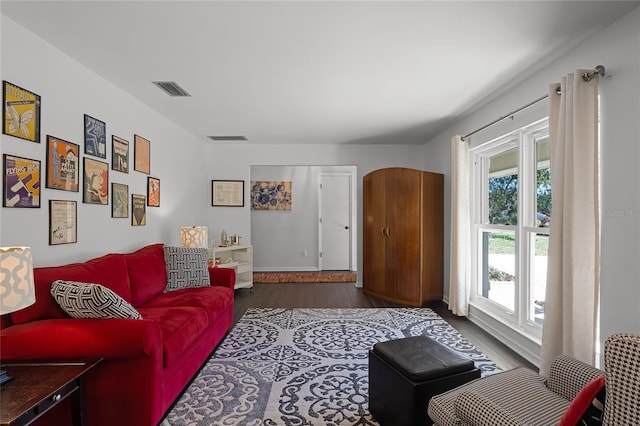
[163,246,210,292]
[50,280,142,319]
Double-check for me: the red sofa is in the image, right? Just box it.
[0,243,235,426]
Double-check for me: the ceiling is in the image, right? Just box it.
[2,1,638,145]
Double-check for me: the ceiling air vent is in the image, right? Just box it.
[208,136,248,142]
[152,81,191,97]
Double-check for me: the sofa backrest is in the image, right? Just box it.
[12,253,132,324]
[125,243,168,306]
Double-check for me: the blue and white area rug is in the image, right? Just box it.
[161,308,501,426]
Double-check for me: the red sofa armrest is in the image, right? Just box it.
[0,318,163,361]
[208,266,236,289]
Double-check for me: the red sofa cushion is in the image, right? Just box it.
[12,254,131,324]
[136,306,209,367]
[126,244,168,306]
[139,286,234,323]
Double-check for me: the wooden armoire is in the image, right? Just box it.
[363,167,444,307]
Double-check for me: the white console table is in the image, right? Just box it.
[211,245,253,290]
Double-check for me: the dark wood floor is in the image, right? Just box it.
[232,282,537,371]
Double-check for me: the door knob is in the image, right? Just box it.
[345,226,349,230]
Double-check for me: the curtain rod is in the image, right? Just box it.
[461,65,605,141]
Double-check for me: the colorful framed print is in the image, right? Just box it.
[134,135,150,174]
[212,180,244,207]
[2,81,41,143]
[84,114,106,158]
[49,200,77,245]
[131,194,146,226]
[250,180,292,210]
[83,157,109,205]
[111,135,129,173]
[46,135,79,192]
[111,183,129,218]
[147,177,160,207]
[3,154,41,208]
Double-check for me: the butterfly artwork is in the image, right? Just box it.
[2,81,41,143]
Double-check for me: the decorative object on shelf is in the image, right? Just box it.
[82,157,109,205]
[111,183,128,218]
[0,246,35,385]
[84,114,107,158]
[2,81,41,143]
[250,180,292,211]
[134,134,150,174]
[230,234,241,245]
[131,194,146,226]
[49,200,77,245]
[46,135,79,192]
[147,176,160,207]
[220,229,228,246]
[111,135,129,173]
[212,180,244,207]
[180,226,208,248]
[2,154,41,208]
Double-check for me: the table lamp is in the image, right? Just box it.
[0,246,36,385]
[180,226,208,248]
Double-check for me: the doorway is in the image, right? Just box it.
[319,173,352,271]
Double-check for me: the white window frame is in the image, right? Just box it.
[470,118,549,343]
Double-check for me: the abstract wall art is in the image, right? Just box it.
[250,180,292,211]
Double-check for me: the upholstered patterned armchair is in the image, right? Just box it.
[428,333,640,426]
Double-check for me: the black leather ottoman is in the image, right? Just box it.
[368,335,481,426]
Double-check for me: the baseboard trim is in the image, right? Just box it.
[253,267,319,272]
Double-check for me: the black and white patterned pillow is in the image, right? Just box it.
[50,280,142,319]
[163,246,210,292]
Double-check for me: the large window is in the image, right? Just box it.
[471,119,550,341]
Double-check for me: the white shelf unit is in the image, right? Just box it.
[211,245,253,290]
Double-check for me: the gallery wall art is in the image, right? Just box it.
[2,81,41,143]
[134,134,150,174]
[132,194,146,225]
[112,135,129,173]
[84,114,106,158]
[46,135,79,192]
[82,157,108,205]
[250,181,292,211]
[3,154,41,208]
[49,200,77,245]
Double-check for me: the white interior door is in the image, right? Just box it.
[320,174,352,270]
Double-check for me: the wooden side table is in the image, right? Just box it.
[0,358,101,426]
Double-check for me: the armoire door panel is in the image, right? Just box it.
[363,169,387,297]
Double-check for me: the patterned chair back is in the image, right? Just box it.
[603,333,640,425]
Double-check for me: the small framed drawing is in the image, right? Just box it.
[111,183,129,218]
[134,134,150,174]
[212,180,244,207]
[111,135,129,173]
[84,114,107,158]
[49,200,77,245]
[46,135,79,192]
[2,81,41,143]
[83,157,109,205]
[3,154,41,208]
[147,177,160,207]
[132,194,146,226]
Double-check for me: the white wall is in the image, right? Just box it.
[0,17,210,266]
[207,143,426,283]
[423,7,640,362]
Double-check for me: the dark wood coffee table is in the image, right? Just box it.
[0,358,101,426]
